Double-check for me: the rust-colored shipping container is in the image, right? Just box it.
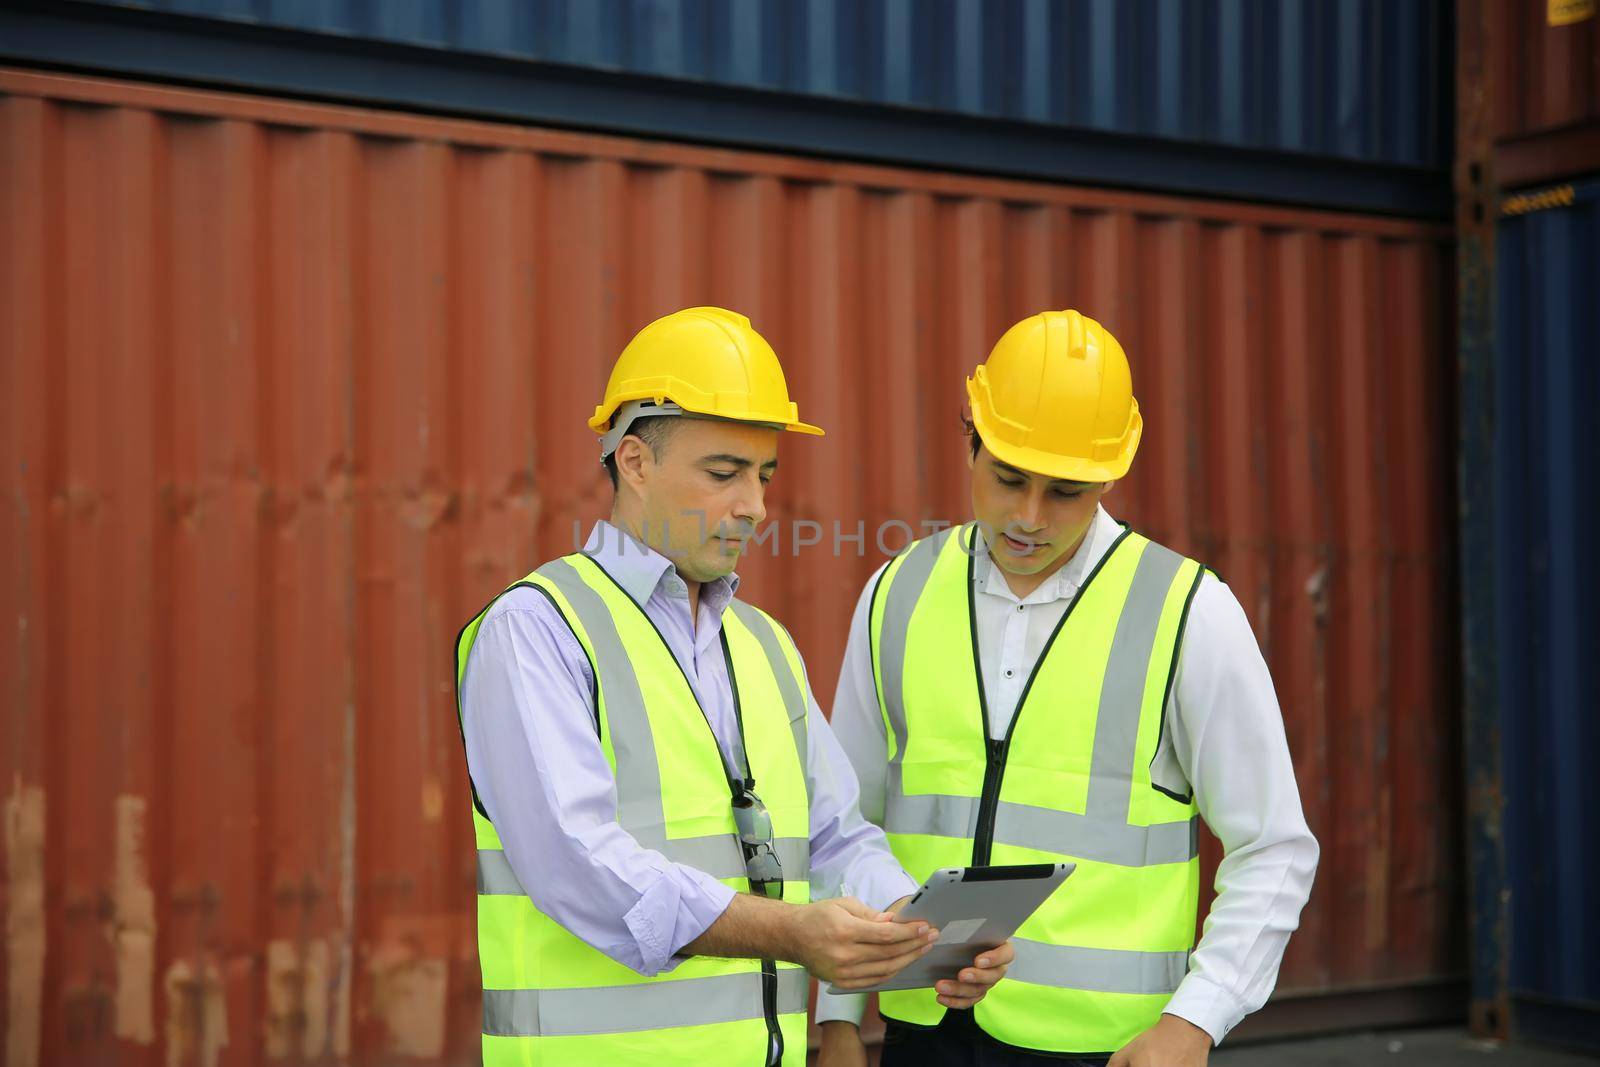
[1,70,1458,1067]
[1491,0,1600,187]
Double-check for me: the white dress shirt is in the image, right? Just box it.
[460,521,916,978]
[815,507,1319,1045]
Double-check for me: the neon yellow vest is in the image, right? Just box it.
[872,525,1205,1055]
[455,553,813,1067]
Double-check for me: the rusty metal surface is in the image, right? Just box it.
[1493,0,1600,142]
[1455,0,1514,1044]
[2,69,1458,1067]
[1489,0,1600,187]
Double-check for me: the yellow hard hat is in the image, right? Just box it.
[589,307,824,450]
[966,309,1141,483]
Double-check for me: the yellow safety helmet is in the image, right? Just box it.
[591,307,823,459]
[966,309,1141,483]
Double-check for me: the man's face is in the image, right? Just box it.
[968,443,1110,580]
[620,418,778,583]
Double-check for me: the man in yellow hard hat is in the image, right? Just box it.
[453,307,1012,1067]
[816,311,1318,1067]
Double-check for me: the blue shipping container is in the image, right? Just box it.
[1491,175,1600,1050]
[0,0,1452,215]
[75,0,1450,165]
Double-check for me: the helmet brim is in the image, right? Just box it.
[968,396,1138,483]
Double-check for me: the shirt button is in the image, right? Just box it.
[1016,604,1025,612]
[1004,669,1015,677]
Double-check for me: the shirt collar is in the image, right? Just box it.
[971,505,1120,605]
[581,520,741,609]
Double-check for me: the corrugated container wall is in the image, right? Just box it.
[1488,0,1600,188]
[1456,2,1600,1049]
[1492,177,1600,1048]
[5,0,1452,218]
[64,0,1451,167]
[1493,1,1600,143]
[0,70,1458,1067]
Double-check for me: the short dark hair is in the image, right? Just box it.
[961,412,982,460]
[603,415,679,490]
[965,413,1097,490]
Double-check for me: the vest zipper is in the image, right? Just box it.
[965,526,1136,868]
[972,738,1006,865]
[965,526,1001,868]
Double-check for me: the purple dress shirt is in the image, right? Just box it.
[460,520,916,975]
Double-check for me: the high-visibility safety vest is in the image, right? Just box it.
[872,524,1207,1056]
[454,552,814,1067]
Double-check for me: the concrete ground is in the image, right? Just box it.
[1214,1028,1597,1065]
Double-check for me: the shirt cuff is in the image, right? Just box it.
[1163,972,1250,1046]
[813,987,869,1026]
[624,864,737,976]
[841,855,919,913]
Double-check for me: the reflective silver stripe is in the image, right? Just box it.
[883,768,1197,866]
[1084,542,1186,821]
[478,850,524,895]
[882,773,980,839]
[538,558,671,849]
[878,535,1200,867]
[501,566,812,889]
[483,966,808,1037]
[774,836,809,883]
[717,601,813,881]
[658,834,747,879]
[483,836,808,893]
[726,599,811,801]
[876,528,958,774]
[989,799,1198,866]
[1006,939,1189,996]
[663,835,809,882]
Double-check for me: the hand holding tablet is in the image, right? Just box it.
[825,862,1074,995]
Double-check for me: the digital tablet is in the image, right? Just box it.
[825,863,1074,995]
